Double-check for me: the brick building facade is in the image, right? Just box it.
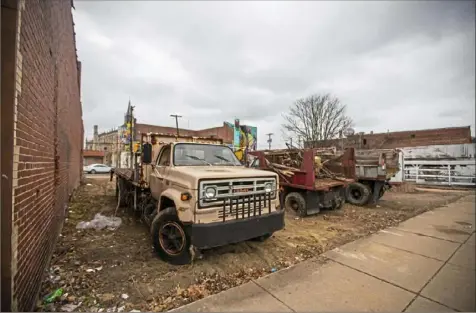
[83,150,106,166]
[1,0,83,311]
[305,126,472,150]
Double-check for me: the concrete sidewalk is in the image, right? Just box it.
[172,194,476,312]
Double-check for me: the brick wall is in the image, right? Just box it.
[83,156,104,166]
[8,0,83,310]
[195,124,234,144]
[306,127,472,150]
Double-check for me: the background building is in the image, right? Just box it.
[305,126,474,187]
[86,103,259,166]
[304,126,471,150]
[83,150,106,166]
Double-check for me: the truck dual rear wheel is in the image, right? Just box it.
[378,187,385,199]
[345,182,371,206]
[150,207,191,265]
[284,192,307,217]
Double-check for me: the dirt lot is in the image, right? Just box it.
[37,176,470,312]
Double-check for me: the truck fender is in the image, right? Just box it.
[159,188,194,223]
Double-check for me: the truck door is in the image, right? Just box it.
[150,145,171,199]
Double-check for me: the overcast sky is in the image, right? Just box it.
[74,0,475,149]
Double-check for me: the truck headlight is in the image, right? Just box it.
[204,186,217,199]
[264,182,273,193]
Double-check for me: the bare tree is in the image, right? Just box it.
[282,93,353,145]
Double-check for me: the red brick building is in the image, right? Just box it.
[135,123,234,144]
[83,150,106,166]
[305,126,472,149]
[1,0,83,311]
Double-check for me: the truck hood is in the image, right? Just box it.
[171,166,276,180]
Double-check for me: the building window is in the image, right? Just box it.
[362,138,367,145]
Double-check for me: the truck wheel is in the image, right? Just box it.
[378,188,385,199]
[284,192,307,217]
[150,207,191,265]
[346,182,371,206]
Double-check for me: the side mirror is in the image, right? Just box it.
[142,143,152,164]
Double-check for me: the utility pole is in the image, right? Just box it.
[290,137,293,147]
[266,133,274,150]
[170,114,182,137]
[129,105,134,169]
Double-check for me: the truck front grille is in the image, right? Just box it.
[218,193,273,221]
[198,177,277,208]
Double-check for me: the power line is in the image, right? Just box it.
[170,114,182,137]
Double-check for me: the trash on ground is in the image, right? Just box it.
[121,293,129,300]
[76,213,122,230]
[271,268,277,273]
[43,288,63,303]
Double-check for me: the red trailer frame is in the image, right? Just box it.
[248,148,356,216]
[249,148,355,190]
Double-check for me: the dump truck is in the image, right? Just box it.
[344,148,401,206]
[248,148,355,217]
[111,132,284,265]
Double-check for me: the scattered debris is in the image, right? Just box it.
[37,176,469,312]
[43,288,63,303]
[121,294,129,300]
[76,213,122,230]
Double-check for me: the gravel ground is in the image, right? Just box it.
[36,176,470,312]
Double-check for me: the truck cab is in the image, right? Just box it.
[116,141,284,265]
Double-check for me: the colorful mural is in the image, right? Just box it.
[227,119,257,151]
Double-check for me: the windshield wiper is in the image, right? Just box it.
[213,155,238,166]
[184,155,212,166]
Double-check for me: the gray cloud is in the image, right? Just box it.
[74,0,475,148]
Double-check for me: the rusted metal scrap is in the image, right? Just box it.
[261,148,348,181]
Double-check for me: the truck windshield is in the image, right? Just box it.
[173,143,242,166]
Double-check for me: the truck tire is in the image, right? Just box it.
[346,182,371,206]
[150,207,191,265]
[378,188,385,199]
[284,192,307,217]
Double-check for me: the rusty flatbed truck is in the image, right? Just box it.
[111,132,284,265]
[248,148,356,217]
[344,148,400,206]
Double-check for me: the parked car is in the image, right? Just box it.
[83,164,113,174]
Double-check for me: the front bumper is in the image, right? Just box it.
[188,210,285,250]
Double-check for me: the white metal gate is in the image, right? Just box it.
[404,159,475,186]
